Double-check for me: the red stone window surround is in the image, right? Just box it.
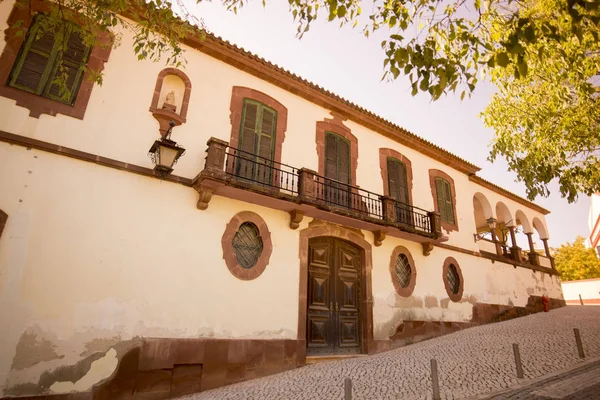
[389,245,417,297]
[229,86,288,164]
[442,256,464,302]
[222,211,273,280]
[428,169,459,232]
[0,210,7,239]
[149,67,192,124]
[316,113,359,185]
[0,0,112,119]
[379,148,413,204]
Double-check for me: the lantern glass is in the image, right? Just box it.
[158,144,179,169]
[486,217,497,231]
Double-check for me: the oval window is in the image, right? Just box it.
[232,222,264,269]
[395,254,412,289]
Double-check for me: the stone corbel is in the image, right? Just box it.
[422,242,434,256]
[289,210,305,230]
[193,178,221,211]
[373,230,387,247]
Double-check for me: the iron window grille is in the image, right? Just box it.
[446,264,460,294]
[395,254,412,289]
[232,222,264,269]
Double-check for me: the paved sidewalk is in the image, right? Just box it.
[177,306,600,400]
[478,356,600,399]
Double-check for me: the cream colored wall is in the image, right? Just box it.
[370,235,564,340]
[0,143,306,394]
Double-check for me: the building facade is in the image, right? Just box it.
[0,1,564,398]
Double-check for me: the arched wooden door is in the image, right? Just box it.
[306,237,362,356]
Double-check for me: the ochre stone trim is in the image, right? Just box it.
[378,148,413,205]
[442,256,464,302]
[222,211,272,280]
[429,169,459,232]
[0,210,7,239]
[316,113,359,185]
[229,86,288,166]
[0,0,112,119]
[0,130,193,186]
[149,67,193,121]
[389,245,417,297]
[298,221,374,363]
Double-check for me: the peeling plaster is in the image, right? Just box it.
[49,348,118,393]
[11,330,63,370]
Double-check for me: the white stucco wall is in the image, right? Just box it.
[561,278,600,303]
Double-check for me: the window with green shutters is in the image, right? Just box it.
[8,14,91,105]
[236,99,277,184]
[435,177,455,224]
[324,132,350,184]
[386,158,409,204]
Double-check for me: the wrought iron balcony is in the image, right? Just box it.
[193,137,443,245]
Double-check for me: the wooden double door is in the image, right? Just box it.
[306,237,362,356]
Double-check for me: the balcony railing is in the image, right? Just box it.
[198,138,442,239]
[224,146,299,195]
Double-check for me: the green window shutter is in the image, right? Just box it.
[9,14,91,105]
[9,15,58,95]
[324,133,350,184]
[239,100,259,155]
[435,177,455,224]
[387,158,399,199]
[238,99,277,159]
[46,28,91,104]
[325,133,338,180]
[443,179,455,224]
[337,137,350,184]
[435,177,447,222]
[257,106,276,160]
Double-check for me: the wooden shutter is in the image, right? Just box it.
[397,161,408,204]
[324,133,350,184]
[387,158,399,200]
[47,29,90,103]
[435,177,446,221]
[240,100,258,154]
[10,16,57,94]
[337,138,350,184]
[435,177,454,223]
[9,15,90,104]
[258,106,276,160]
[325,133,338,180]
[443,179,455,224]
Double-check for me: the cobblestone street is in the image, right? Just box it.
[177,306,600,400]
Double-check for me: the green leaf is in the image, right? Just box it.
[497,52,510,67]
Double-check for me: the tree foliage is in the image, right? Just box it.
[554,236,600,281]
[482,0,600,202]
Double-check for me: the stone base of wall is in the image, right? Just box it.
[373,295,566,353]
[1,338,301,400]
[1,297,565,399]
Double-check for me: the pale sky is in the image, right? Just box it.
[184,0,590,248]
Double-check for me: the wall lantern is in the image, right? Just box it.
[148,120,186,176]
[474,217,499,242]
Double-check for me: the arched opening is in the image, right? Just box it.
[514,210,533,263]
[533,217,553,268]
[473,193,497,254]
[495,201,514,257]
